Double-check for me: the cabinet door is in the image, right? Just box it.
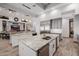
[0,19,2,32]
[49,39,56,56]
[38,44,49,56]
[19,41,37,56]
[12,36,19,47]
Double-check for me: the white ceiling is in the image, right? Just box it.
[0,3,69,17]
[0,3,44,17]
[36,3,62,10]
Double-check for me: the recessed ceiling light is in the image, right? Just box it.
[40,13,46,18]
[51,9,58,14]
[33,5,36,7]
[22,4,31,9]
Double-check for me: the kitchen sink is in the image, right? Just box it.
[42,36,51,40]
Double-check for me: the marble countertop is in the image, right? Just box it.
[10,32,34,46]
[21,34,59,51]
[10,32,59,51]
[11,31,32,36]
[10,31,33,39]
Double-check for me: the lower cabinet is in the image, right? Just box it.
[19,39,57,56]
[19,41,37,56]
[10,36,19,47]
[37,44,49,56]
[38,39,56,56]
[49,39,56,56]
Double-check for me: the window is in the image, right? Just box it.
[52,18,62,29]
[40,20,50,31]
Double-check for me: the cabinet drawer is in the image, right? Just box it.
[49,39,56,56]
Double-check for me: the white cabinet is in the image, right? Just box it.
[10,35,22,47]
[10,35,19,47]
[19,23,24,31]
[19,39,58,56]
[19,35,58,56]
[19,40,37,56]
[49,39,56,56]
[62,18,69,37]
[0,19,2,32]
[7,22,12,31]
[19,40,49,56]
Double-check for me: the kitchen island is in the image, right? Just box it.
[19,34,59,56]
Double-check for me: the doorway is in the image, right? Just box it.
[2,20,7,31]
[69,18,74,38]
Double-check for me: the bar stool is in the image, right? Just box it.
[2,34,6,39]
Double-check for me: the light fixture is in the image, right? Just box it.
[14,17,19,22]
[29,20,31,22]
[22,19,25,21]
[26,19,28,22]
[33,5,36,7]
[40,13,46,18]
[21,19,29,22]
[51,9,58,14]
[8,9,16,13]
[9,11,12,13]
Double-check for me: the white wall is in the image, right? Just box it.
[40,20,50,31]
[32,17,40,35]
[52,18,62,29]
[74,14,79,40]
[0,19,2,32]
[62,18,69,37]
[7,21,12,31]
[19,23,24,31]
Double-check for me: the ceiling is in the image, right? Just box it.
[36,3,51,10]
[0,3,69,17]
[36,3,62,10]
